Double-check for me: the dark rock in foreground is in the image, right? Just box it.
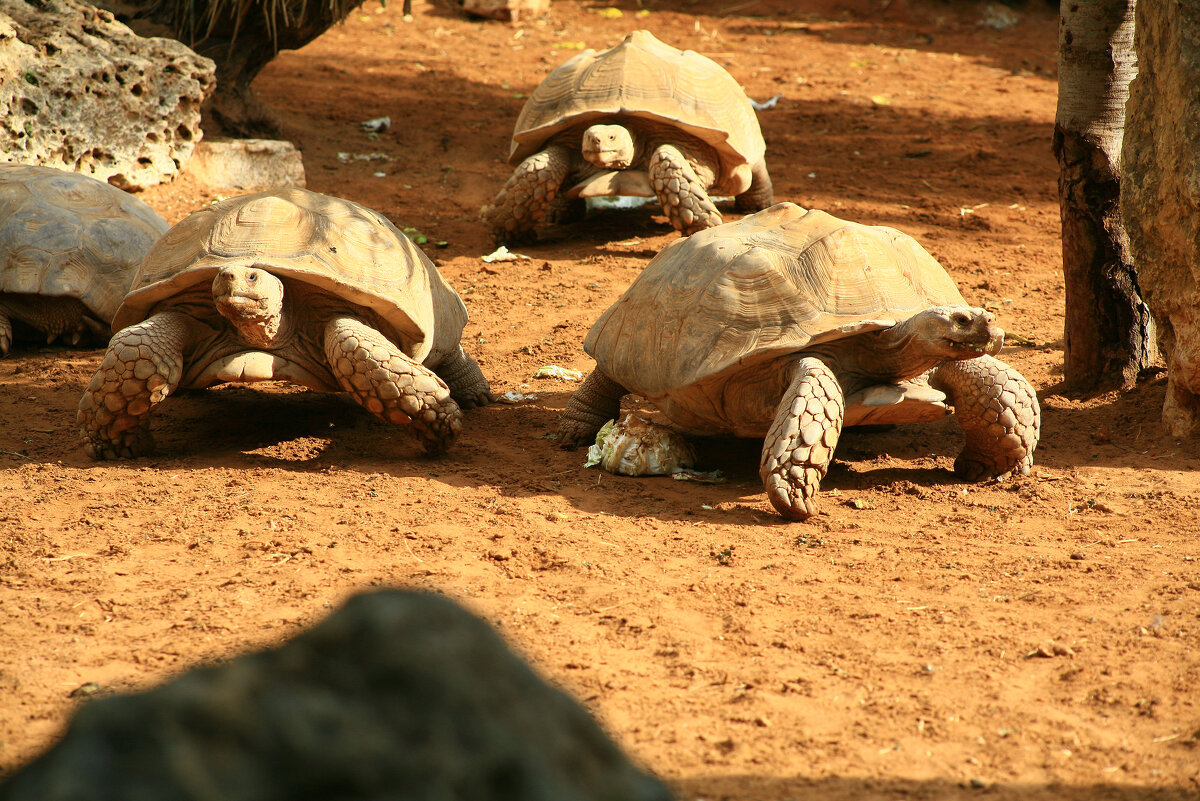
[0,590,672,801]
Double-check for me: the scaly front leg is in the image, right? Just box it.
[759,357,845,521]
[929,354,1040,480]
[324,316,463,454]
[648,144,722,235]
[485,145,573,245]
[77,310,193,459]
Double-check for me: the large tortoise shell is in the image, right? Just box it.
[0,163,168,323]
[509,30,766,196]
[113,189,468,365]
[585,202,968,398]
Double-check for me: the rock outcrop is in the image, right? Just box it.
[1122,0,1200,437]
[0,0,215,191]
[0,589,673,801]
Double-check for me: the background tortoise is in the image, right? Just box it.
[486,30,774,243]
[78,188,490,459]
[558,203,1041,520]
[0,163,168,356]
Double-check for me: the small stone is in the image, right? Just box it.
[68,681,102,699]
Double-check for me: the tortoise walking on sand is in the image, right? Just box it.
[486,30,774,243]
[78,188,490,459]
[0,164,168,356]
[558,203,1040,521]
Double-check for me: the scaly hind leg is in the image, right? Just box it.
[435,345,492,409]
[0,293,104,355]
[0,306,11,356]
[759,357,845,521]
[77,310,193,459]
[545,195,588,225]
[648,144,722,235]
[929,354,1040,480]
[557,369,628,447]
[324,316,463,454]
[486,145,573,245]
[734,159,776,213]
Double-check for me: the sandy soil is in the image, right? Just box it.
[2,0,1199,798]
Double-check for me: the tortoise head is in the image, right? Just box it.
[581,124,635,170]
[910,305,1004,359]
[212,265,287,348]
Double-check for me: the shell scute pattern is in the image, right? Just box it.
[586,204,967,398]
[115,190,460,362]
[511,30,764,194]
[0,163,168,324]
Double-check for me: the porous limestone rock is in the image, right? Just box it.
[0,590,673,801]
[1121,0,1200,437]
[0,0,215,191]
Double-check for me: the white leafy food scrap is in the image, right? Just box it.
[482,245,530,263]
[585,414,697,476]
[534,365,584,381]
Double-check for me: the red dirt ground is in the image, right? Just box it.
[2,1,1198,798]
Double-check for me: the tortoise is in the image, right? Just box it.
[0,163,168,356]
[486,30,774,244]
[77,188,491,459]
[557,203,1041,520]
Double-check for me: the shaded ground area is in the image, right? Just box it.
[2,1,1198,799]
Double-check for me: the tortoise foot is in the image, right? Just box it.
[930,354,1040,482]
[649,143,722,236]
[80,426,156,461]
[438,347,493,410]
[325,316,465,454]
[557,370,627,447]
[486,145,571,246]
[76,313,188,460]
[759,357,845,521]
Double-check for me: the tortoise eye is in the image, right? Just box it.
[248,272,258,282]
[952,312,970,326]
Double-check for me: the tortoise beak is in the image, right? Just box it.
[985,327,1004,355]
[945,308,1003,356]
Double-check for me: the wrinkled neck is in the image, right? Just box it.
[805,321,943,390]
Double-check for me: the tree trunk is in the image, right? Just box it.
[100,0,366,137]
[1121,0,1200,438]
[1053,0,1154,390]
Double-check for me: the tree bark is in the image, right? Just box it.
[1053,0,1154,390]
[100,0,366,137]
[1121,0,1200,437]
